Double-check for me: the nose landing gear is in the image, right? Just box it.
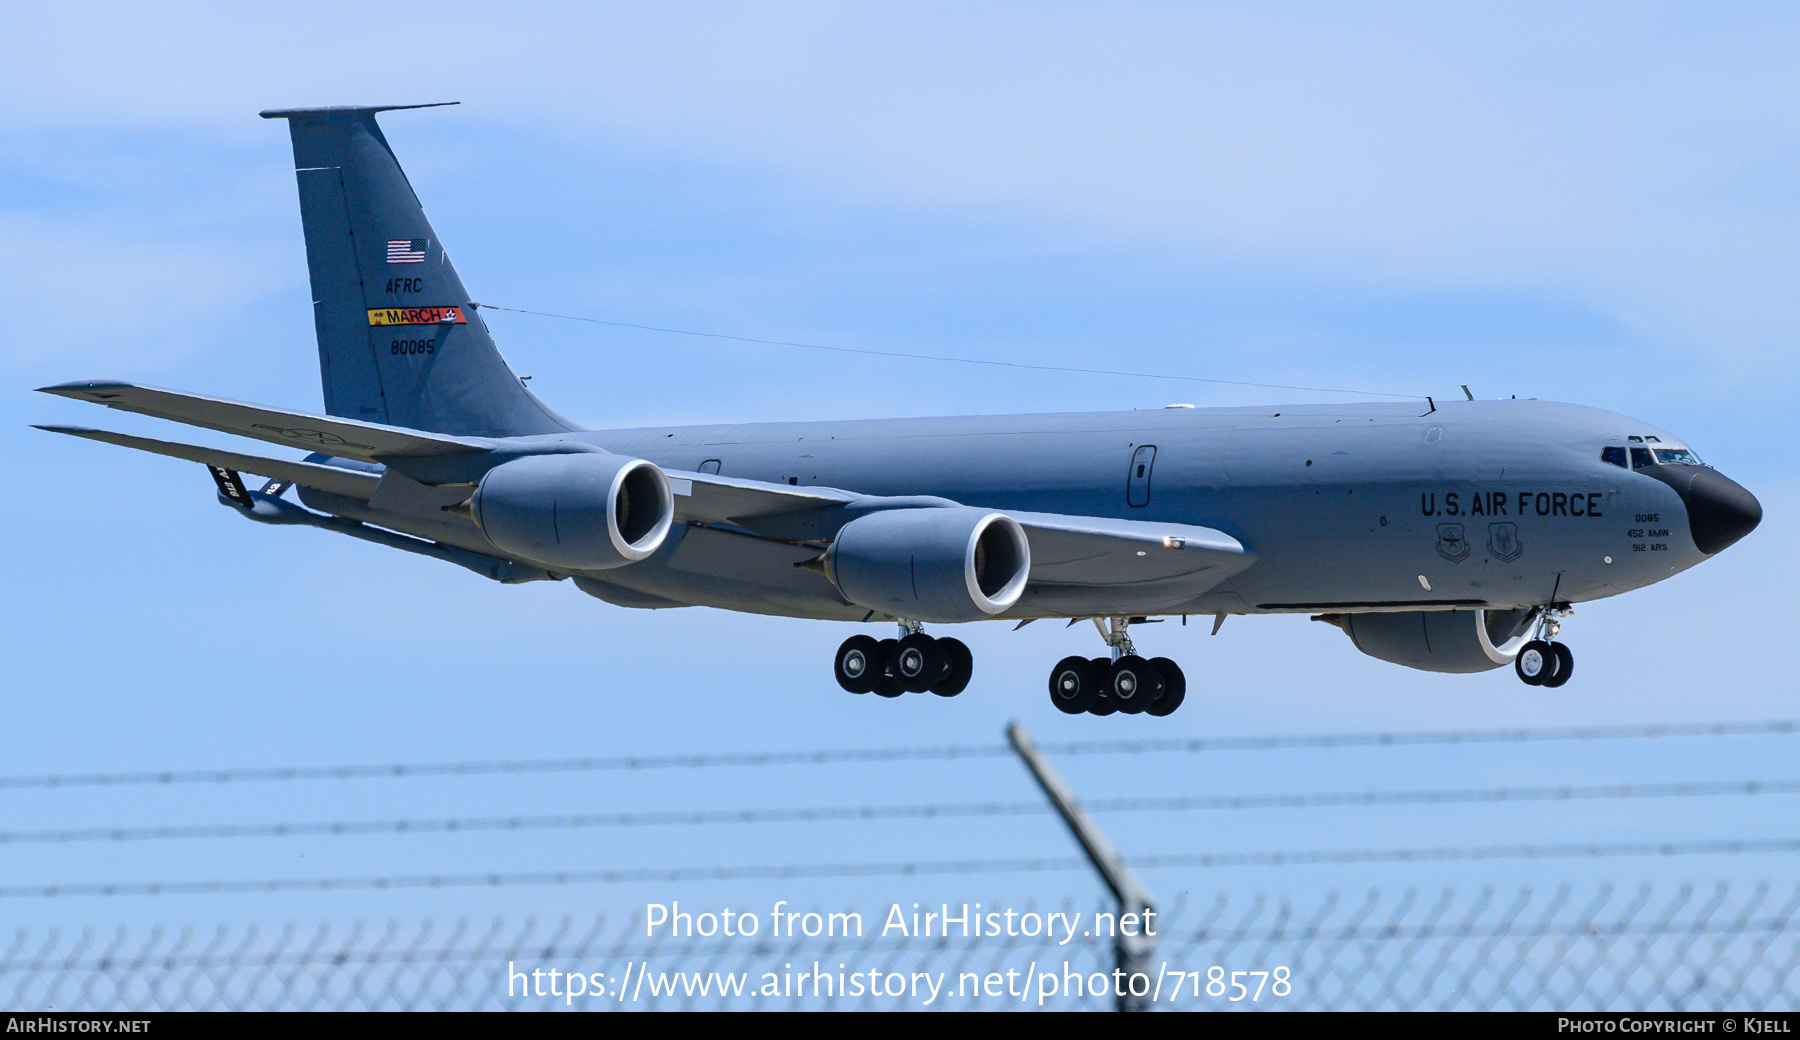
[1515,607,1574,688]
[1045,617,1187,717]
[833,622,973,698]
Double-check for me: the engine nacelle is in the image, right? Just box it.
[468,452,673,571]
[826,507,1030,623]
[1324,608,1536,674]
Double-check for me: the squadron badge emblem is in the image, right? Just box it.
[1488,522,1523,563]
[1435,523,1471,563]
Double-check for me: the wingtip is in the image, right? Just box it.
[36,380,131,399]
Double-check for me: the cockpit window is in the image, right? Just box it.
[1628,435,1644,443]
[1652,447,1701,466]
[1630,447,1655,469]
[1600,446,1628,468]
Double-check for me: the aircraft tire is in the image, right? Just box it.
[872,640,904,697]
[1515,640,1553,686]
[933,637,973,696]
[1146,658,1186,716]
[1541,642,1574,688]
[1087,658,1118,715]
[893,633,945,693]
[834,635,885,694]
[1108,655,1163,715]
[1049,655,1098,713]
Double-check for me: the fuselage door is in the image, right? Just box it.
[1127,445,1157,507]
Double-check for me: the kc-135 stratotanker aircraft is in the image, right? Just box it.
[36,105,1764,716]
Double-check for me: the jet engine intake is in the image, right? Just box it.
[1320,607,1536,674]
[826,507,1030,623]
[467,452,673,571]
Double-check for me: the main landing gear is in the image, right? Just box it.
[1515,606,1574,688]
[1047,617,1186,718]
[834,623,973,698]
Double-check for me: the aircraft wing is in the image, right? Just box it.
[36,425,381,500]
[37,381,489,462]
[659,471,1253,596]
[40,421,860,522]
[41,398,1252,604]
[1004,510,1253,589]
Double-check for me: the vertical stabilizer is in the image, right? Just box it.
[261,104,575,437]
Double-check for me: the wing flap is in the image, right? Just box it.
[36,425,381,500]
[663,469,857,523]
[1005,510,1253,590]
[37,381,489,461]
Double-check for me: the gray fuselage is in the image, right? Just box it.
[305,397,1728,623]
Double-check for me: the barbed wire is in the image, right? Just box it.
[6,778,1796,846]
[4,720,1790,790]
[6,837,1796,899]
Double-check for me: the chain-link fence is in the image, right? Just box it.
[5,882,1796,1011]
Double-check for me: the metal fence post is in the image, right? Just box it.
[1007,721,1156,1012]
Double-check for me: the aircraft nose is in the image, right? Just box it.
[1687,468,1762,554]
[1641,465,1762,554]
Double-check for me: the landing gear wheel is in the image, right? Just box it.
[932,637,973,697]
[1541,642,1574,688]
[1108,655,1163,715]
[1515,640,1553,686]
[1145,657,1186,717]
[1086,658,1118,715]
[892,633,945,693]
[1049,655,1098,714]
[872,639,904,697]
[834,635,884,693]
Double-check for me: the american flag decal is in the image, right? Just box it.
[386,239,426,264]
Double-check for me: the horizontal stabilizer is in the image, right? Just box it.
[37,381,490,462]
[36,425,380,500]
[259,102,458,120]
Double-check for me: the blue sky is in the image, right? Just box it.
[1,2,1796,955]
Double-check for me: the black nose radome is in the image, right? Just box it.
[1638,465,1763,554]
